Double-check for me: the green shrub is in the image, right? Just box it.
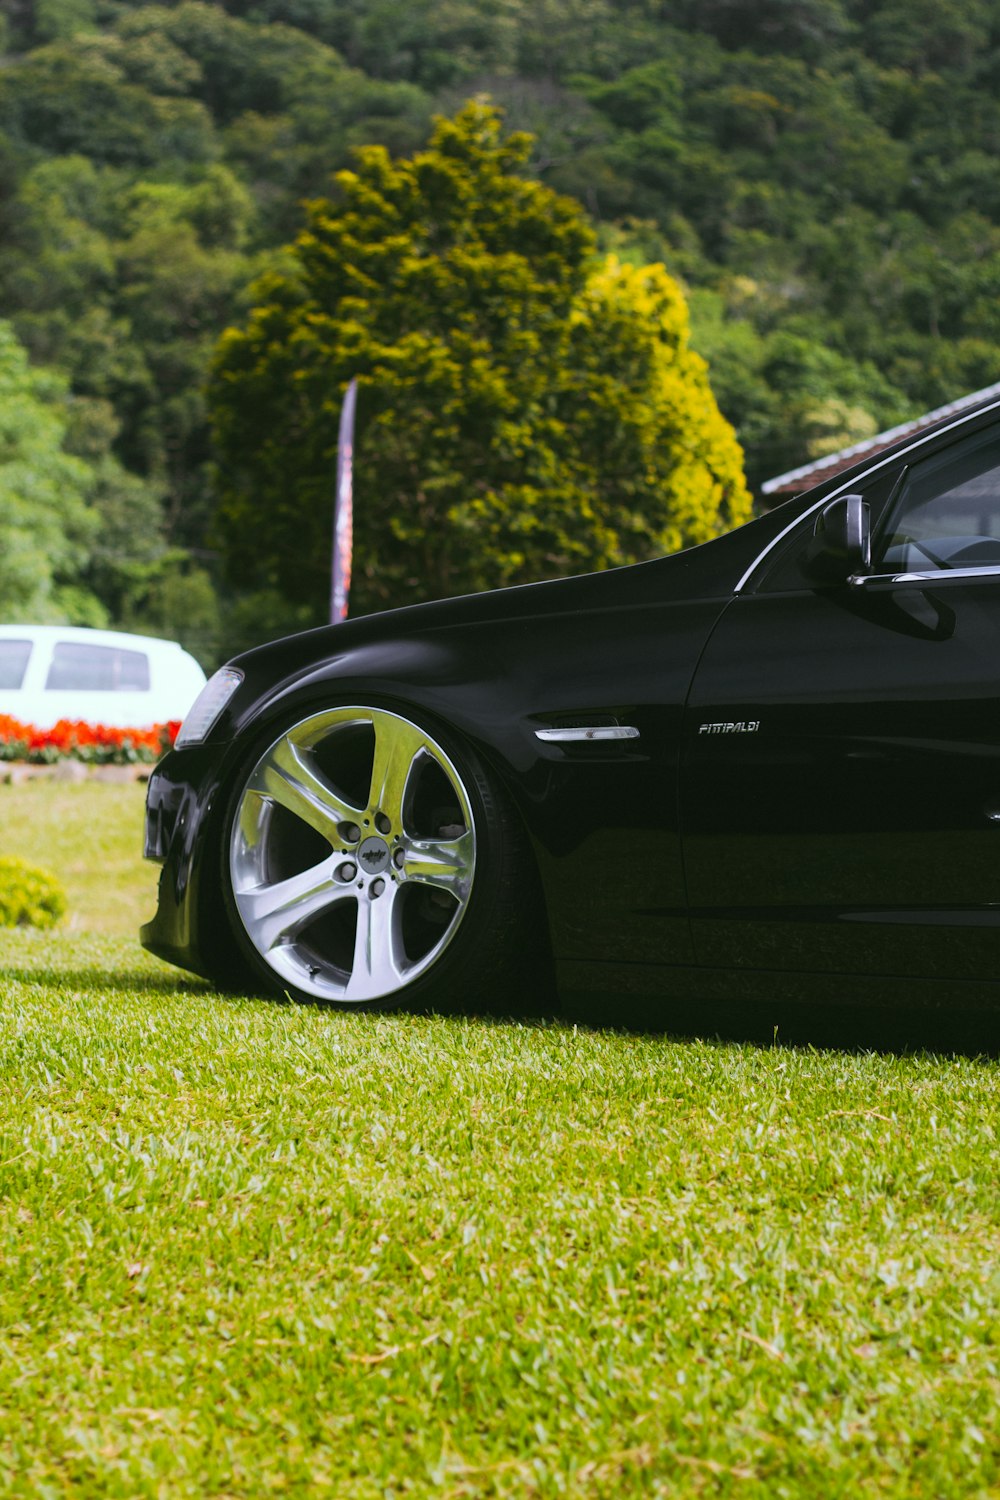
[0,855,67,929]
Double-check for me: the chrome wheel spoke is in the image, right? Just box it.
[403,831,474,901]
[345,886,406,1001]
[238,861,350,952]
[253,736,362,842]
[368,716,426,826]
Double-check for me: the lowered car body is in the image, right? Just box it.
[143,394,1000,1015]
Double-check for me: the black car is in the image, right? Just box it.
[143,394,1000,1016]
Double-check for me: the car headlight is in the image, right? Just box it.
[174,667,244,747]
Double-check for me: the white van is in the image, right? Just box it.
[0,625,207,729]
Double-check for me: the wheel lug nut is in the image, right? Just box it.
[338,821,361,844]
[371,878,385,898]
[374,812,391,835]
[337,862,357,882]
[393,847,405,869]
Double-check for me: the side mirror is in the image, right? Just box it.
[802,493,871,584]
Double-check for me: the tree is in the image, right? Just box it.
[0,35,215,169]
[0,321,103,623]
[209,102,749,619]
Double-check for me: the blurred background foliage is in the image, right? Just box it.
[0,0,997,661]
[210,104,749,618]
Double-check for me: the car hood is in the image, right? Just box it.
[229,505,799,681]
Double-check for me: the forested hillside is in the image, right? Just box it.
[2,0,999,660]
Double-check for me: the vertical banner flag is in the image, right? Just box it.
[330,377,357,624]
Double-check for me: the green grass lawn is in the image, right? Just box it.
[1,787,1000,1495]
[0,779,155,935]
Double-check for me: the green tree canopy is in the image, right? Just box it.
[209,102,749,620]
[0,321,101,623]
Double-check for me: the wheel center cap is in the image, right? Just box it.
[357,836,390,874]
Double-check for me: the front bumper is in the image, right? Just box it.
[140,745,230,980]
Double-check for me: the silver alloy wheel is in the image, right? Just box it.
[229,707,477,1003]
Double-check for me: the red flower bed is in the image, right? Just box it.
[0,715,181,765]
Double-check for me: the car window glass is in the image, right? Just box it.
[0,639,31,689]
[875,426,1000,572]
[45,642,151,692]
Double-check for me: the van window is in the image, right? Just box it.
[45,642,151,692]
[0,639,32,690]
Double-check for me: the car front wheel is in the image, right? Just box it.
[221,704,543,1011]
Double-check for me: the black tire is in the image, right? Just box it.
[217,702,551,1013]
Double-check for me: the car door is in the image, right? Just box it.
[682,416,1000,981]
